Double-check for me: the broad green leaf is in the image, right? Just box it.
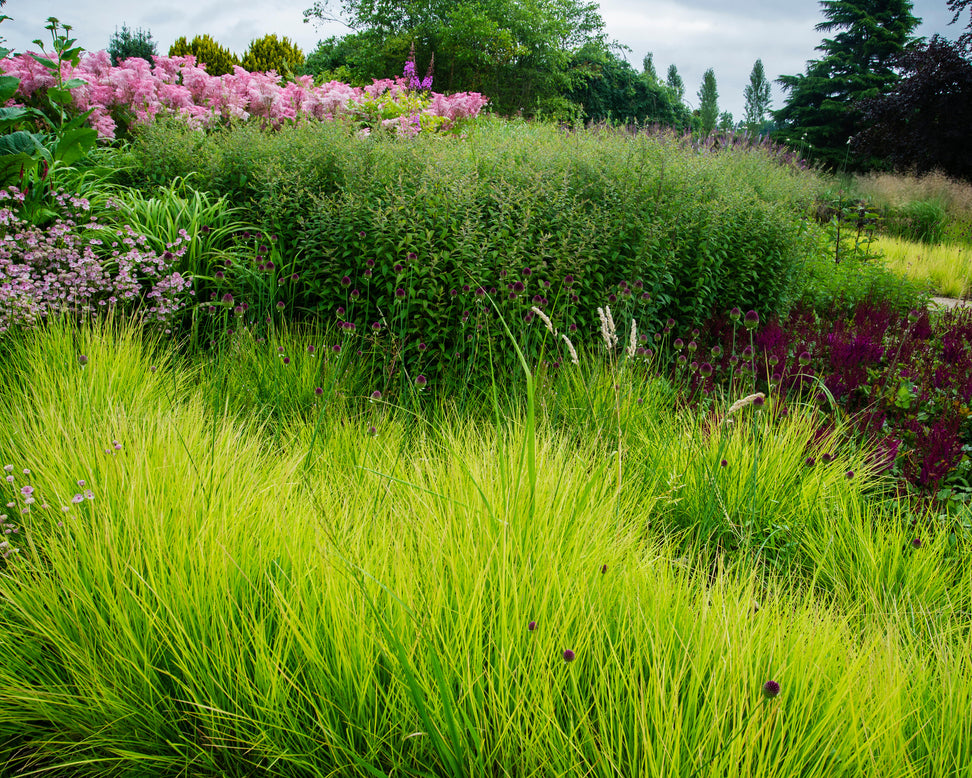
[0,75,21,103]
[52,126,98,165]
[0,152,37,187]
[0,130,46,157]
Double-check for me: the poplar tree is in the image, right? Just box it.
[697,68,718,136]
[742,58,771,134]
[666,63,684,101]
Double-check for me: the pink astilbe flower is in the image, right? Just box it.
[0,51,486,139]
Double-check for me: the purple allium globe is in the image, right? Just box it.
[762,680,781,699]
[912,538,922,548]
[744,310,759,330]
[601,563,608,574]
[799,351,811,367]
[415,374,428,388]
[729,307,742,322]
[562,649,575,663]
[700,362,713,378]
[78,354,88,366]
[528,620,537,631]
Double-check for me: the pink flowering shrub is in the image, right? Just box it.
[0,51,489,139]
[0,187,192,332]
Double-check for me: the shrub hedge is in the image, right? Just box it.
[121,119,826,368]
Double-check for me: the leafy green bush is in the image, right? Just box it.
[168,34,239,76]
[884,199,948,244]
[122,119,825,372]
[240,34,304,75]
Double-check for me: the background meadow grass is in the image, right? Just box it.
[0,319,970,776]
[872,235,972,299]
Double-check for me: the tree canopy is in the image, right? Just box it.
[303,0,606,116]
[854,35,972,180]
[742,59,771,135]
[774,0,921,169]
[697,68,718,137]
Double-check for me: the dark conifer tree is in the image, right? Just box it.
[774,0,920,168]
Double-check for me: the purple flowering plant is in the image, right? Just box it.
[0,187,192,332]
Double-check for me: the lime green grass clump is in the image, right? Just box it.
[0,319,969,776]
[874,234,972,299]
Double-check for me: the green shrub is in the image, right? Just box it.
[168,34,240,76]
[884,198,948,244]
[240,34,304,75]
[123,119,826,373]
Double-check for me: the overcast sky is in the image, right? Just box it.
[1,0,964,119]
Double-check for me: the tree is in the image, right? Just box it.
[774,0,921,169]
[717,111,734,133]
[241,34,304,74]
[697,68,718,136]
[302,0,606,115]
[742,58,771,134]
[169,35,240,76]
[665,63,684,102]
[107,23,157,66]
[567,44,690,126]
[854,35,972,180]
[642,51,657,81]
[947,0,971,50]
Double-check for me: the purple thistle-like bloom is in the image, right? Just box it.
[798,351,811,366]
[78,354,89,366]
[912,538,922,548]
[341,275,352,287]
[371,390,382,400]
[720,459,728,467]
[673,338,684,350]
[528,620,537,631]
[805,457,815,466]
[563,649,575,662]
[314,387,324,396]
[729,307,742,322]
[762,680,781,699]
[846,470,854,479]
[415,375,428,387]
[601,563,608,574]
[395,288,406,299]
[221,292,233,305]
[744,310,760,330]
[700,362,713,378]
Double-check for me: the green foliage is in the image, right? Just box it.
[0,318,970,775]
[697,67,719,137]
[107,23,157,66]
[122,118,824,380]
[302,0,607,115]
[566,43,690,127]
[0,16,98,224]
[168,34,240,76]
[774,0,921,169]
[240,34,305,75]
[665,63,684,102]
[743,58,771,135]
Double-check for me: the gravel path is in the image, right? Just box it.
[930,296,971,309]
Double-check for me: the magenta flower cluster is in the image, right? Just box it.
[0,50,488,139]
[0,188,192,331]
